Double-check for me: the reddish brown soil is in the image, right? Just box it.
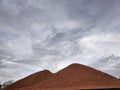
[3,70,53,90]
[3,63,120,90]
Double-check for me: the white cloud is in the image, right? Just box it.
[80,34,120,56]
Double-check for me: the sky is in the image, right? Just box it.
[0,0,120,83]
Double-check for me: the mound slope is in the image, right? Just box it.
[3,70,53,90]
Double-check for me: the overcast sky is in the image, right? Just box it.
[0,0,120,83]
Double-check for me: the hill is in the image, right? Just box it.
[3,63,120,90]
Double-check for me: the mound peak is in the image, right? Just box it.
[66,63,85,68]
[63,63,92,70]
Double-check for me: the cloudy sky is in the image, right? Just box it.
[0,0,120,83]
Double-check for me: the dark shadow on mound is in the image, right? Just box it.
[76,88,120,90]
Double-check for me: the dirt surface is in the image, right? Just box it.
[3,70,53,90]
[3,63,120,90]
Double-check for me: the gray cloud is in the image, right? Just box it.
[0,0,120,83]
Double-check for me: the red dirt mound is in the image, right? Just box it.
[32,63,120,89]
[4,63,120,90]
[3,70,53,90]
